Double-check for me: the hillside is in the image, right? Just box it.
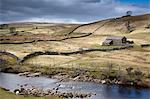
[74,14,150,34]
[0,14,150,74]
[73,14,150,45]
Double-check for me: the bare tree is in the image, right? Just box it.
[10,27,16,33]
[125,21,134,33]
[101,62,114,79]
[126,11,132,16]
[134,68,142,80]
[108,62,113,73]
[124,11,134,33]
[117,66,122,79]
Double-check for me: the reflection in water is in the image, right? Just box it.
[0,73,150,99]
[103,85,145,99]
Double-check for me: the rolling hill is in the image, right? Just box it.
[0,14,150,73]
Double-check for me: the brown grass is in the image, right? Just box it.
[0,14,150,73]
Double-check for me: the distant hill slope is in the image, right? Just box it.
[74,14,150,35]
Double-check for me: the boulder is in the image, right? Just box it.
[101,80,106,84]
[18,72,30,76]
[14,89,20,95]
[27,72,41,77]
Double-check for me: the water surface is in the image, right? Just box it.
[0,73,149,99]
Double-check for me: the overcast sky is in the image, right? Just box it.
[0,0,150,24]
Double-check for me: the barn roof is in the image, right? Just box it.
[103,40,113,44]
[106,36,126,40]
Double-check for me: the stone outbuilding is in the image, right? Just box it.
[102,36,128,46]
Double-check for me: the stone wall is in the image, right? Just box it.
[20,45,133,63]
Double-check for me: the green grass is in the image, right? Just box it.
[0,88,60,99]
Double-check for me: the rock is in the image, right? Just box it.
[54,87,59,90]
[93,79,101,83]
[80,94,87,98]
[15,91,20,95]
[20,88,25,92]
[114,81,118,84]
[101,80,106,84]
[88,78,93,81]
[58,84,65,88]
[86,94,91,97]
[67,93,73,98]
[72,92,91,98]
[24,84,28,86]
[18,72,30,76]
[91,92,96,95]
[14,89,20,95]
[27,72,41,77]
[117,81,122,85]
[15,86,91,98]
[112,79,116,84]
[73,76,80,81]
[63,93,69,98]
[131,82,134,85]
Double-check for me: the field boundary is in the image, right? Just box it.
[0,33,92,44]
[0,51,19,61]
[20,45,133,63]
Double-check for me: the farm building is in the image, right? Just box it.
[102,36,128,46]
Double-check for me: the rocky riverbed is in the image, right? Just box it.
[0,72,150,99]
[14,86,91,98]
[16,72,92,98]
[17,70,150,89]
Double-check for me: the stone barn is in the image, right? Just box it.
[102,36,127,46]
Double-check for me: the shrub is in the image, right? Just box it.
[9,27,16,33]
[126,67,133,76]
[134,68,142,80]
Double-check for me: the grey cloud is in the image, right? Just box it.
[0,0,149,24]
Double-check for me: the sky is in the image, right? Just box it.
[0,0,150,24]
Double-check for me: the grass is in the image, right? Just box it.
[128,32,150,39]
[3,63,150,88]
[90,44,125,49]
[0,55,17,64]
[0,19,150,85]
[1,42,150,73]
[0,29,10,34]
[51,26,78,36]
[130,44,150,52]
[0,88,60,99]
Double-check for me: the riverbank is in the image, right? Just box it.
[0,87,59,99]
[0,73,92,98]
[1,72,150,99]
[2,64,150,89]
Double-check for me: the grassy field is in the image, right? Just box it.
[0,14,150,78]
[21,47,150,73]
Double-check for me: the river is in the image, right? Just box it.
[0,72,149,99]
